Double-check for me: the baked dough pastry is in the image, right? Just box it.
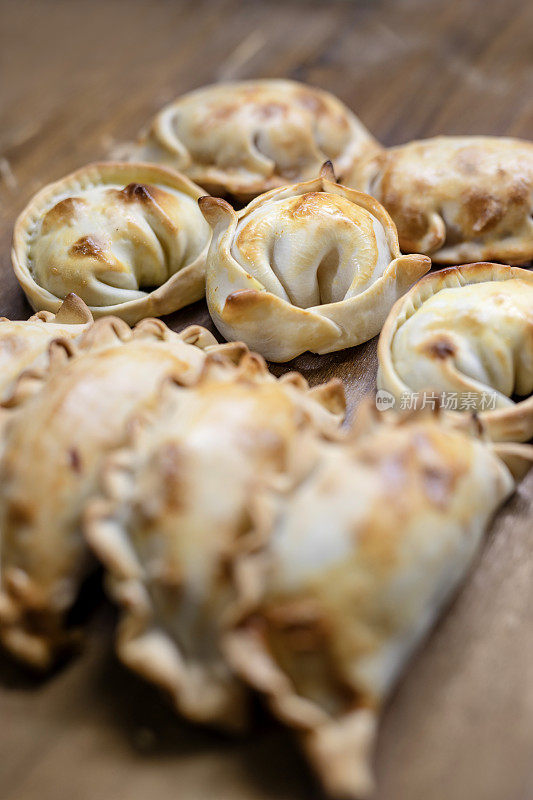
[0,293,92,404]
[224,403,531,798]
[12,162,211,323]
[0,316,219,668]
[348,136,533,264]
[86,349,344,730]
[128,80,381,201]
[201,164,430,362]
[377,262,533,442]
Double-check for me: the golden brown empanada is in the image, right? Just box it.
[127,80,381,201]
[224,403,531,798]
[200,164,430,361]
[0,293,92,404]
[85,349,344,730]
[348,136,533,264]
[377,262,533,442]
[0,316,219,668]
[12,162,211,323]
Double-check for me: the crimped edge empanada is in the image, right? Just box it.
[201,163,430,362]
[0,317,219,669]
[12,162,211,324]
[84,346,344,727]
[378,262,533,442]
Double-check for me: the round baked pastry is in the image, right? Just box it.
[12,162,211,323]
[0,316,218,668]
[0,294,92,404]
[128,80,381,201]
[200,164,431,362]
[225,402,529,799]
[348,136,533,264]
[86,350,344,730]
[377,262,533,442]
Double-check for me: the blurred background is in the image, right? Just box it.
[0,2,532,800]
[2,0,532,195]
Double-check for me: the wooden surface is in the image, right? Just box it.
[1,1,532,799]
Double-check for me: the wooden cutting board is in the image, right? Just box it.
[1,1,532,799]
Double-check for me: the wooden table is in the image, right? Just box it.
[1,1,532,799]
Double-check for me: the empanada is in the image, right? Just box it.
[200,164,431,361]
[224,403,531,798]
[0,316,219,668]
[85,349,344,729]
[200,164,430,361]
[127,80,381,201]
[12,162,211,323]
[348,136,533,264]
[377,262,533,442]
[0,293,91,404]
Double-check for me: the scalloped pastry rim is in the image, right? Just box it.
[12,161,211,324]
[377,261,533,442]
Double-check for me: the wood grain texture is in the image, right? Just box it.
[0,1,532,799]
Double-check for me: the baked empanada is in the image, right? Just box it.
[378,262,533,442]
[200,164,430,362]
[0,293,92,404]
[0,316,218,668]
[85,350,344,730]
[348,136,533,264]
[12,162,211,323]
[127,80,380,201]
[224,403,531,798]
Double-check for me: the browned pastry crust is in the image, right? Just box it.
[12,162,211,323]
[0,316,220,668]
[126,80,381,201]
[201,163,430,361]
[348,136,533,264]
[86,381,531,793]
[85,348,345,730]
[223,402,532,798]
[0,293,92,404]
[377,262,533,442]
